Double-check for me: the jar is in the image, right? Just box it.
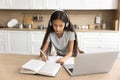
[28,24,32,29]
[102,20,106,30]
[19,24,23,29]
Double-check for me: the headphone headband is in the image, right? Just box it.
[49,9,70,27]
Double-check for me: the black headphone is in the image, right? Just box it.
[49,10,70,28]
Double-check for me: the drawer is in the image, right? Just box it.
[31,32,45,42]
[31,44,41,55]
[83,32,118,39]
[84,47,117,53]
[83,39,118,45]
[0,44,6,52]
[84,42,118,48]
[83,32,102,38]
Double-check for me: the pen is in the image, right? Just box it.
[40,50,48,60]
[40,49,45,55]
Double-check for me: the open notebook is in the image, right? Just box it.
[20,56,74,77]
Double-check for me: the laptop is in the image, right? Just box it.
[64,52,119,76]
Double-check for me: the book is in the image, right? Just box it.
[20,56,74,77]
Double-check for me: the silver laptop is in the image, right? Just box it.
[64,52,119,76]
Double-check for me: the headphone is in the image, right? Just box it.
[49,9,70,28]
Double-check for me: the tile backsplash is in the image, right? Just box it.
[0,10,117,29]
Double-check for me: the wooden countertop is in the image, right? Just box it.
[0,27,118,32]
[0,28,45,31]
[0,53,120,80]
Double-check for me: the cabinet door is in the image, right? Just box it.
[0,0,9,9]
[30,31,45,55]
[82,32,119,53]
[46,0,58,9]
[30,0,44,9]
[77,32,84,51]
[30,0,59,9]
[0,31,8,53]
[119,33,120,58]
[8,31,29,54]
[60,0,82,9]
[82,0,98,9]
[98,0,118,9]
[9,0,30,9]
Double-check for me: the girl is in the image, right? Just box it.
[40,10,82,64]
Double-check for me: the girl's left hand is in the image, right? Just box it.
[56,57,67,65]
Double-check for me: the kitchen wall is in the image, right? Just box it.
[0,10,117,30]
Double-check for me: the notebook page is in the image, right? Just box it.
[47,56,62,63]
[22,59,45,72]
[47,56,74,64]
[38,62,61,76]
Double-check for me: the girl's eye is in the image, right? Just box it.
[53,24,63,27]
[59,25,63,27]
[53,24,56,26]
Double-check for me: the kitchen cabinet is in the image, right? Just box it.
[60,0,118,10]
[0,31,8,53]
[82,0,98,9]
[9,0,30,9]
[45,0,59,9]
[30,0,59,9]
[98,0,118,9]
[30,31,45,55]
[8,31,30,54]
[0,0,9,9]
[0,30,119,56]
[60,0,82,9]
[77,32,84,51]
[118,32,120,58]
[82,32,119,53]
[0,0,118,10]
[30,0,44,9]
[0,30,45,55]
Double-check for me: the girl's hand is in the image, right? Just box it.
[56,57,67,65]
[41,55,48,62]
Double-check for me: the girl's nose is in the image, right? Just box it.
[56,26,60,31]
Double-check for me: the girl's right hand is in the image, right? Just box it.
[41,55,48,62]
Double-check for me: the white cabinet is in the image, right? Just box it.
[0,31,8,53]
[8,31,29,54]
[60,0,118,10]
[60,0,82,9]
[118,32,120,58]
[82,0,98,9]
[0,0,9,9]
[30,0,59,9]
[30,0,44,9]
[9,0,30,9]
[30,31,45,55]
[46,0,59,9]
[82,32,119,53]
[0,30,119,55]
[98,0,118,9]
[0,30,45,55]
[0,0,118,10]
[77,32,84,51]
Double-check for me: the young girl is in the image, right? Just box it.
[40,10,82,64]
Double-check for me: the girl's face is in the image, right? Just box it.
[52,19,65,35]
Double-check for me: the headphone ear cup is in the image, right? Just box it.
[66,22,69,27]
[49,21,52,26]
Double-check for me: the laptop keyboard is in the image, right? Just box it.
[69,68,73,73]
